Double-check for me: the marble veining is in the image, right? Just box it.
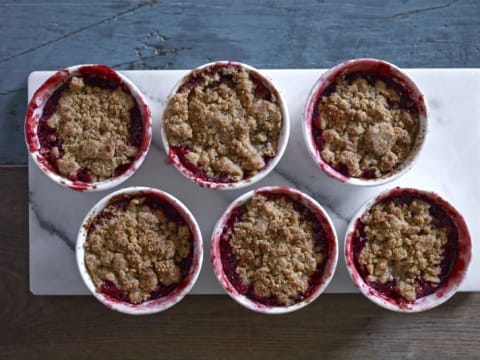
[29,69,480,295]
[29,197,74,250]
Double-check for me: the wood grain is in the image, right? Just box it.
[1,166,480,359]
[1,0,480,163]
[3,1,480,357]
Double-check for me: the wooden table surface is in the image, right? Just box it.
[2,1,480,358]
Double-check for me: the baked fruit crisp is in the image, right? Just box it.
[219,193,330,306]
[163,63,283,183]
[352,191,459,303]
[84,193,193,304]
[37,72,144,182]
[312,72,420,179]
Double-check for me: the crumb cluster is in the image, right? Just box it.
[358,199,448,301]
[317,75,419,178]
[163,65,282,182]
[85,196,192,304]
[44,76,140,181]
[228,194,324,305]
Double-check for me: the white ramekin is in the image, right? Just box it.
[344,187,472,312]
[210,186,338,314]
[25,64,152,191]
[76,186,203,315]
[303,58,428,186]
[161,61,290,190]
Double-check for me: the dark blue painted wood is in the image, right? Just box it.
[1,0,479,164]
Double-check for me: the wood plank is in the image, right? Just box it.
[1,166,480,358]
[2,0,480,164]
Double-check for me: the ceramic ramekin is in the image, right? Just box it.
[210,186,338,314]
[303,58,428,186]
[160,61,290,190]
[25,64,152,191]
[76,186,203,315]
[344,187,471,312]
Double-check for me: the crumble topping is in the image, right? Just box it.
[163,65,283,182]
[317,74,419,178]
[45,76,140,181]
[228,194,325,306]
[358,199,448,302]
[84,196,192,304]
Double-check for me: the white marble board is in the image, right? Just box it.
[29,69,480,295]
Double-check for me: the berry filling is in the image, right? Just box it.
[312,69,421,179]
[164,62,282,184]
[352,191,458,303]
[170,145,273,184]
[85,192,194,305]
[219,193,330,307]
[37,68,144,183]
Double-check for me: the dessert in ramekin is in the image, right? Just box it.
[345,187,471,312]
[25,64,152,191]
[303,58,427,186]
[211,186,338,314]
[161,61,290,190]
[76,187,203,315]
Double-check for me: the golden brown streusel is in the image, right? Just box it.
[318,75,419,178]
[47,76,140,181]
[229,195,324,305]
[84,196,192,304]
[163,65,282,182]
[358,199,448,302]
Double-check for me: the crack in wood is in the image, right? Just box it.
[0,0,158,64]
[126,31,192,69]
[384,0,459,19]
[0,88,24,96]
[112,45,192,70]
